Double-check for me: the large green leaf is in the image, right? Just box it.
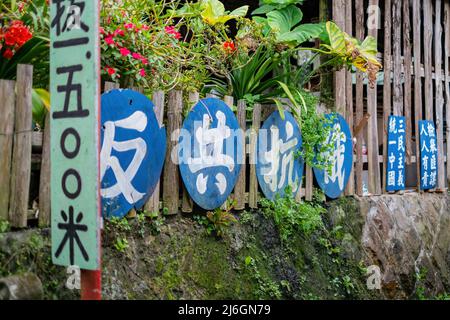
[267,5,302,35]
[200,0,248,25]
[277,23,325,45]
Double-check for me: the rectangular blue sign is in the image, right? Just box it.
[419,120,438,190]
[386,116,406,192]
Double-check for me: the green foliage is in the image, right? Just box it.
[244,256,282,299]
[194,199,238,238]
[0,219,10,233]
[114,237,129,252]
[260,187,325,242]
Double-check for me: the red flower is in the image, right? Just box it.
[124,23,135,30]
[3,48,14,59]
[141,57,149,65]
[223,40,237,54]
[100,27,105,34]
[164,26,181,40]
[139,68,146,77]
[132,52,142,60]
[119,47,131,56]
[3,20,32,49]
[114,29,125,37]
[105,36,115,45]
[141,25,150,31]
[106,66,116,76]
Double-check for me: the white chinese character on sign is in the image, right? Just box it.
[430,154,436,170]
[324,123,346,190]
[389,152,396,170]
[263,122,299,193]
[389,117,397,134]
[420,123,428,136]
[397,170,404,187]
[398,154,404,170]
[398,135,405,152]
[423,155,429,171]
[398,119,405,133]
[427,123,435,137]
[422,171,429,187]
[187,111,234,195]
[101,111,148,204]
[421,141,429,153]
[387,171,395,186]
[430,171,437,186]
[429,138,437,153]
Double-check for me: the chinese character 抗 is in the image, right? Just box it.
[263,121,299,193]
[52,0,89,36]
[101,111,148,204]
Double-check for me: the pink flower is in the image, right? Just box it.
[132,52,142,60]
[114,29,125,37]
[165,26,181,40]
[141,57,149,65]
[141,25,150,31]
[100,27,105,34]
[119,47,131,56]
[124,23,135,30]
[105,36,115,45]
[139,68,146,77]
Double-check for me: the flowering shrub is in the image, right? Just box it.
[0,20,33,59]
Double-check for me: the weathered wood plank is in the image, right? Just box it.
[355,0,365,196]
[234,100,246,210]
[444,2,450,186]
[145,90,165,214]
[304,166,313,201]
[181,92,199,213]
[332,0,346,117]
[403,0,413,164]
[9,64,33,227]
[0,80,15,221]
[392,0,403,116]
[435,0,445,191]
[104,81,120,92]
[249,103,261,209]
[38,114,51,227]
[163,90,183,215]
[367,0,381,195]
[382,0,392,193]
[344,0,354,196]
[423,0,434,120]
[413,0,423,191]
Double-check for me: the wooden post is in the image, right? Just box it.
[163,90,183,215]
[413,0,423,191]
[382,0,392,193]
[234,99,246,210]
[145,90,165,214]
[367,0,381,195]
[249,103,261,209]
[392,0,403,116]
[0,80,15,221]
[38,114,51,227]
[355,0,365,196]
[332,0,346,117]
[423,0,433,121]
[181,92,198,213]
[104,81,120,92]
[403,0,413,164]
[444,2,450,186]
[434,0,446,191]
[344,0,354,196]
[9,65,33,228]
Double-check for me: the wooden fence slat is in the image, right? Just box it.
[413,0,423,191]
[423,0,433,121]
[234,99,246,210]
[392,0,403,116]
[181,92,199,213]
[403,0,413,164]
[38,114,51,227]
[332,0,346,117]
[355,0,365,196]
[163,90,183,215]
[435,0,446,191]
[249,103,261,209]
[382,0,392,193]
[9,64,33,228]
[104,81,120,91]
[304,166,313,201]
[344,0,354,196]
[444,1,450,186]
[367,0,381,195]
[0,80,15,221]
[146,90,165,214]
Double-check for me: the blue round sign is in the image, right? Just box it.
[179,98,242,210]
[256,111,304,200]
[100,89,166,218]
[313,113,353,199]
